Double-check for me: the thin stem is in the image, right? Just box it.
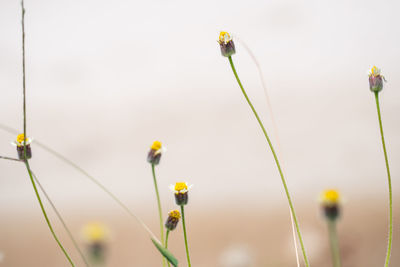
[227,56,309,267]
[165,230,171,267]
[31,171,90,267]
[0,156,23,162]
[151,164,166,267]
[24,161,75,266]
[180,205,191,267]
[21,0,26,160]
[20,1,73,265]
[327,220,341,267]
[374,92,393,267]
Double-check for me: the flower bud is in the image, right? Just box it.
[11,134,33,160]
[170,182,193,206]
[147,141,165,165]
[368,66,386,93]
[218,31,236,57]
[165,210,181,231]
[320,189,341,221]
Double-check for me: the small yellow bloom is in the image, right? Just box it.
[369,66,381,77]
[175,182,188,192]
[321,189,340,206]
[151,141,162,151]
[165,209,181,231]
[168,210,181,220]
[219,31,232,44]
[17,134,26,143]
[82,222,108,243]
[12,133,32,147]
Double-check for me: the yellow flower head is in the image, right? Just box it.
[168,210,181,220]
[321,189,340,206]
[17,134,26,143]
[175,182,187,191]
[82,222,108,243]
[369,66,381,77]
[12,133,32,147]
[219,31,232,44]
[169,181,192,194]
[151,141,162,151]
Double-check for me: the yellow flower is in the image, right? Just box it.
[320,189,340,206]
[369,66,381,77]
[151,141,162,151]
[168,210,181,220]
[82,222,109,243]
[12,133,32,147]
[219,31,232,44]
[170,182,192,194]
[165,210,181,231]
[218,31,236,57]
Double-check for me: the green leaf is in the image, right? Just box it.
[151,238,178,267]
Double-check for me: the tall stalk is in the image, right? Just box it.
[227,56,309,267]
[374,92,393,267]
[151,164,166,267]
[180,205,192,267]
[327,220,341,267]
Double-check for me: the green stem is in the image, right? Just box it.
[165,230,171,267]
[32,171,90,267]
[228,56,309,267]
[20,1,73,265]
[327,220,341,267]
[151,164,166,267]
[374,92,393,267]
[180,205,192,267]
[24,161,75,266]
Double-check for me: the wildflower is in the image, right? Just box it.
[165,210,181,231]
[218,31,236,57]
[11,133,33,160]
[147,141,166,165]
[368,66,386,93]
[169,182,193,206]
[320,189,341,221]
[82,222,109,264]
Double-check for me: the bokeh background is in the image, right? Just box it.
[0,0,399,266]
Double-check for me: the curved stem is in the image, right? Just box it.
[24,161,75,266]
[32,171,90,267]
[151,164,166,267]
[180,205,191,267]
[374,92,393,267]
[227,56,309,267]
[165,230,171,267]
[327,220,341,267]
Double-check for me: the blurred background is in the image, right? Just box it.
[0,0,399,266]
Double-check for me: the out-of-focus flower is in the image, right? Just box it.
[368,66,386,93]
[218,31,236,57]
[83,222,109,243]
[82,222,109,265]
[169,182,193,206]
[320,189,341,221]
[165,210,181,231]
[147,141,166,165]
[11,133,33,160]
